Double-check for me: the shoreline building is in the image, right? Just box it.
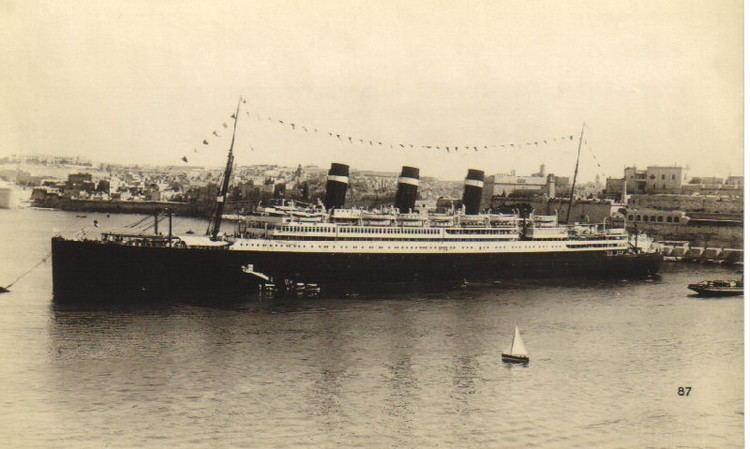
[605,166,743,248]
[481,165,569,209]
[606,165,687,197]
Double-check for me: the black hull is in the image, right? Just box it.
[51,238,663,302]
[687,287,743,297]
[501,354,529,364]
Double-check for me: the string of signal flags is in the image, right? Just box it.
[182,96,586,164]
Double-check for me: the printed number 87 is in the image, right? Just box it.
[677,387,691,396]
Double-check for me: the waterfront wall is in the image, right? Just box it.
[627,221,743,249]
[628,194,742,215]
[48,198,202,216]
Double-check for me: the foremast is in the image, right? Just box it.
[208,98,241,240]
[565,123,585,224]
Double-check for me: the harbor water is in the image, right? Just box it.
[0,209,743,448]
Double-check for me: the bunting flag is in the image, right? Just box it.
[192,104,581,162]
[584,139,603,168]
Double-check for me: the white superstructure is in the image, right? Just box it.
[220,204,631,255]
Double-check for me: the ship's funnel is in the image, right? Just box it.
[394,166,420,213]
[462,169,485,215]
[324,163,350,210]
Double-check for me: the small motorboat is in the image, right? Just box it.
[502,326,529,364]
[688,280,743,297]
[304,283,321,297]
[242,264,272,282]
[259,283,278,295]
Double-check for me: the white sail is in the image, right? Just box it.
[510,326,528,356]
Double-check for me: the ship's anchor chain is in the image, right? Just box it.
[0,215,109,294]
[0,251,51,294]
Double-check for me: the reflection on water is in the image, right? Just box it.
[0,210,743,448]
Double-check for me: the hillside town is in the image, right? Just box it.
[0,153,742,253]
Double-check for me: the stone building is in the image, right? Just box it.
[621,165,686,194]
[625,207,742,248]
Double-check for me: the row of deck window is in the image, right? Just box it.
[233,241,622,250]
[274,226,521,235]
[236,242,573,250]
[567,243,623,248]
[627,214,680,223]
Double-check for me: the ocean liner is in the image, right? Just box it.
[51,102,662,301]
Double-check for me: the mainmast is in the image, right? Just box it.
[565,123,585,224]
[207,98,241,240]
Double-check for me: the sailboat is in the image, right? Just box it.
[502,326,529,364]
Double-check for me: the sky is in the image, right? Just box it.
[0,0,743,181]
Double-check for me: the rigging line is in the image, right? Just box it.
[136,215,167,233]
[583,138,602,167]
[126,215,152,228]
[133,216,158,233]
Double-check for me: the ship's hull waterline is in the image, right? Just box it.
[51,238,663,302]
